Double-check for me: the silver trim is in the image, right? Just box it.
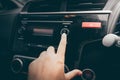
[21,20,73,23]
[14,55,36,60]
[11,58,23,73]
[60,28,70,35]
[20,10,112,15]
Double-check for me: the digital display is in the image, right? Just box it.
[33,28,53,36]
[82,22,102,28]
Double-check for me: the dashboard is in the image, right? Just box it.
[1,0,120,80]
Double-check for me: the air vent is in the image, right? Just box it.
[26,1,61,12]
[67,0,108,11]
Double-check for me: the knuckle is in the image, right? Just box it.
[48,46,54,49]
[41,51,47,54]
[39,51,46,57]
[29,59,36,69]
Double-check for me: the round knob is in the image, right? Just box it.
[81,69,96,80]
[60,28,70,35]
[11,58,23,73]
[18,27,25,34]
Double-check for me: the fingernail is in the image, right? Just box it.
[62,33,67,38]
[78,71,83,76]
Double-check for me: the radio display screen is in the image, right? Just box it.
[82,22,102,28]
[33,28,53,36]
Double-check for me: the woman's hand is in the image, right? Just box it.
[28,33,82,80]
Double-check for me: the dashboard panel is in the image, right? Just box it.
[1,0,120,80]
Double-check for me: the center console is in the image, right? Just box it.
[9,1,112,80]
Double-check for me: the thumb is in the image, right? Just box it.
[65,69,82,80]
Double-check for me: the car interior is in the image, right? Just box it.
[1,0,120,80]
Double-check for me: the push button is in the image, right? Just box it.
[81,69,96,80]
[60,28,69,35]
[11,58,23,73]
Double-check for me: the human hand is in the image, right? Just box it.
[28,33,82,80]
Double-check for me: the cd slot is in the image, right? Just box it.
[21,20,73,23]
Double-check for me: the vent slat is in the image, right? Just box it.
[67,0,107,11]
[26,0,108,12]
[27,1,61,12]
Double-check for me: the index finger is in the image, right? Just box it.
[57,33,67,58]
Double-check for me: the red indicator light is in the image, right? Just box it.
[82,22,101,28]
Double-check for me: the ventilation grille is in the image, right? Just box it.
[27,1,61,12]
[24,0,108,12]
[67,0,108,11]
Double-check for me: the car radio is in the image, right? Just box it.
[9,1,112,80]
[10,11,110,75]
[10,11,111,53]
